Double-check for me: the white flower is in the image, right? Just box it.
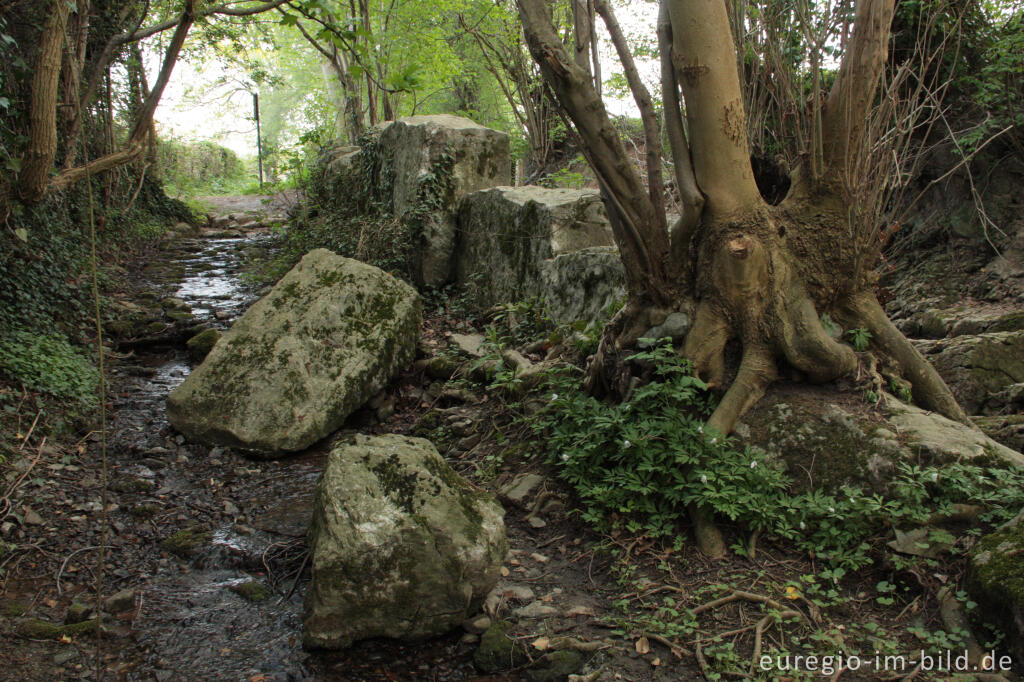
[930,472,939,482]
[623,439,632,449]
[799,521,806,530]
[710,437,718,444]
[700,474,708,484]
[560,453,569,462]
[749,461,757,469]
[850,497,856,504]
[828,506,836,513]
[551,393,559,401]
[697,425,704,433]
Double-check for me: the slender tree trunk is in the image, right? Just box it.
[51,0,198,195]
[19,0,72,203]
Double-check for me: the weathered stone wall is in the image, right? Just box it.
[454,187,619,318]
[375,116,511,287]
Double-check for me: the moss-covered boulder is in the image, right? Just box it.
[455,187,614,314]
[167,250,421,456]
[186,328,221,362]
[473,619,525,672]
[913,331,1024,414]
[376,115,510,287]
[303,434,507,649]
[967,510,1024,662]
[737,388,1024,494]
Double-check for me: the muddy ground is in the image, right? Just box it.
[0,195,1016,681]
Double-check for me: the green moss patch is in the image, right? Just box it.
[161,524,212,557]
[228,579,272,602]
[17,618,98,639]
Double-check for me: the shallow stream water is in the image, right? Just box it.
[109,228,485,681]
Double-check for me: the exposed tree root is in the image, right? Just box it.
[683,301,729,391]
[705,345,776,437]
[840,292,968,424]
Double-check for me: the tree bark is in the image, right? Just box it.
[19,0,72,203]
[821,0,897,177]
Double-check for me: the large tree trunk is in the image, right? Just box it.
[517,0,968,556]
[18,0,72,203]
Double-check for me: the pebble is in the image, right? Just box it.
[462,614,492,634]
[513,601,559,619]
[528,516,547,529]
[530,552,549,563]
[53,650,78,665]
[499,473,544,506]
[22,508,44,525]
[103,588,137,614]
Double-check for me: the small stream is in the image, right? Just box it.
[108,224,484,681]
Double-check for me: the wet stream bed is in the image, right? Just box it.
[93,221,491,680]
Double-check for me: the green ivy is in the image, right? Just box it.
[0,329,98,408]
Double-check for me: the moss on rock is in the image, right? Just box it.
[473,620,525,672]
[17,618,98,639]
[966,511,1024,661]
[229,579,272,602]
[161,524,212,557]
[186,328,221,363]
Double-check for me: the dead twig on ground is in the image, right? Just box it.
[57,545,113,595]
[0,436,47,524]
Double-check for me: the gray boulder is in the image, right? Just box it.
[967,510,1024,662]
[913,331,1024,414]
[737,389,1024,494]
[539,247,625,325]
[455,187,616,318]
[167,249,420,455]
[303,434,507,649]
[375,115,511,287]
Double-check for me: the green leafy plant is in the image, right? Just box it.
[525,341,1024,569]
[845,327,872,351]
[0,329,98,409]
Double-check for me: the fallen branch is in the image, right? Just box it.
[0,437,47,524]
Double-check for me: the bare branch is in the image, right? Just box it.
[657,0,704,269]
[594,0,667,237]
[51,0,199,194]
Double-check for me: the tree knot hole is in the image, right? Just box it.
[728,236,750,259]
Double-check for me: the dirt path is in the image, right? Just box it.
[195,191,301,223]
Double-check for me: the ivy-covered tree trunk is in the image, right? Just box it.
[518,0,967,557]
[18,0,72,203]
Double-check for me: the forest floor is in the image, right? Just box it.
[0,196,1015,681]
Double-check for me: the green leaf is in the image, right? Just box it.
[14,228,27,242]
